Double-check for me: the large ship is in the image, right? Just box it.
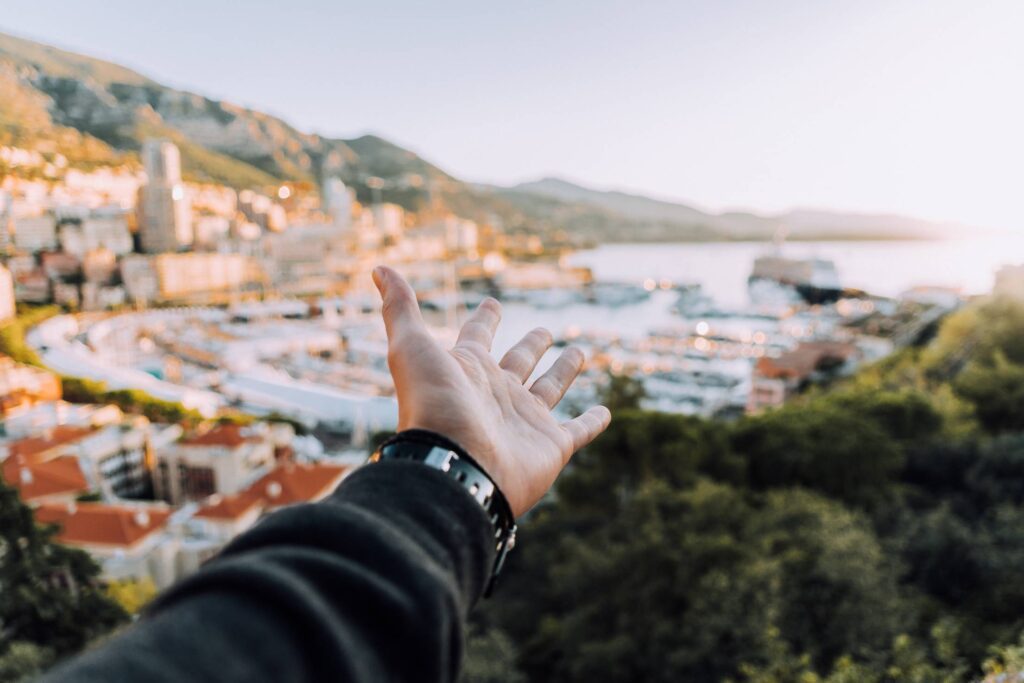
[748,255,842,305]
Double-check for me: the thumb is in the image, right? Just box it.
[373,266,426,342]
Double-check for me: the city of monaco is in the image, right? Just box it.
[1,2,1022,682]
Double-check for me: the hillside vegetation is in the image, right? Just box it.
[0,31,954,243]
[471,295,1024,682]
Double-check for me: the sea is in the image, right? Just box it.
[490,236,1024,353]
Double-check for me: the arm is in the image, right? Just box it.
[41,266,610,683]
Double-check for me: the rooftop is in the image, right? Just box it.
[1,455,89,501]
[180,424,262,449]
[195,462,349,520]
[35,502,172,548]
[756,341,858,380]
[194,489,263,520]
[6,425,94,462]
[254,462,349,507]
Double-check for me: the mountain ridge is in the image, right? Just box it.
[501,176,959,241]
[0,30,957,243]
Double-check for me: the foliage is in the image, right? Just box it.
[0,641,54,683]
[0,306,59,365]
[983,631,1024,680]
[60,377,203,426]
[105,578,158,616]
[461,626,526,683]
[482,295,1024,682]
[0,481,127,665]
[599,372,647,412]
[0,308,202,425]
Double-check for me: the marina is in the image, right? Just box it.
[26,242,965,448]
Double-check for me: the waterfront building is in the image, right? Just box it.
[138,140,192,253]
[152,252,261,303]
[747,341,858,413]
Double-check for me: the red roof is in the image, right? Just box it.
[756,341,857,380]
[253,463,348,507]
[1,455,89,501]
[35,502,171,548]
[7,426,94,462]
[194,489,263,520]
[195,462,349,520]
[180,424,262,448]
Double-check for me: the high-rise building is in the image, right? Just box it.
[322,178,353,231]
[139,140,192,253]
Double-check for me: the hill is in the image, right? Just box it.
[497,176,956,241]
[0,30,956,243]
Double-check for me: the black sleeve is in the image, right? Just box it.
[40,460,496,683]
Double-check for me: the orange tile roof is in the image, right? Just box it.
[253,463,348,507]
[35,503,171,548]
[756,341,857,380]
[180,424,261,448]
[1,455,90,501]
[7,426,95,462]
[194,462,349,521]
[194,490,263,520]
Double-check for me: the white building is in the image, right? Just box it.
[323,177,353,231]
[59,212,134,257]
[138,140,192,253]
[34,502,180,588]
[372,203,404,238]
[120,255,159,305]
[12,213,58,252]
[0,263,15,322]
[154,423,275,505]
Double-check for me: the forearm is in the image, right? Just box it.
[41,461,495,683]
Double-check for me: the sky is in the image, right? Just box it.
[2,0,1022,231]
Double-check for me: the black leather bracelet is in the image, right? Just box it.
[369,429,517,597]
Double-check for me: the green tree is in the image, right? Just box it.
[0,481,127,660]
[954,352,1024,433]
[0,641,54,683]
[731,404,903,504]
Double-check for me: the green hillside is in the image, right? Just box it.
[0,30,955,243]
[475,294,1024,681]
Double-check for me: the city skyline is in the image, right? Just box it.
[2,0,1022,232]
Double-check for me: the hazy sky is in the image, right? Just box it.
[2,1,1022,231]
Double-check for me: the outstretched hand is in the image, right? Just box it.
[373,266,611,517]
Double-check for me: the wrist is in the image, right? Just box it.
[370,429,517,595]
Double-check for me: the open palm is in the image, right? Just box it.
[373,266,611,516]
